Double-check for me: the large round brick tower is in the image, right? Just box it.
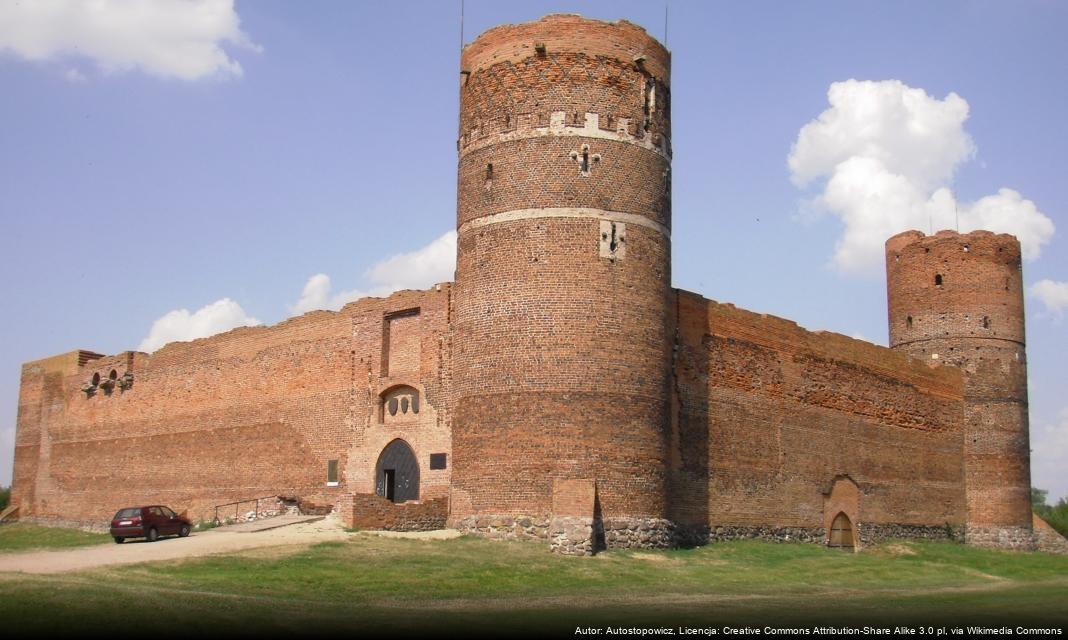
[450,15,674,553]
[886,229,1034,550]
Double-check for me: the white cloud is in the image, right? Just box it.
[289,230,457,315]
[0,0,260,81]
[366,230,458,292]
[789,79,1055,275]
[790,80,976,192]
[1029,279,1068,320]
[1032,408,1068,504]
[138,298,260,352]
[288,273,382,315]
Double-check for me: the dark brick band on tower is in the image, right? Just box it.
[886,230,1034,550]
[450,15,674,552]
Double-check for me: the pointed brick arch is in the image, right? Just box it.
[828,512,855,549]
[374,439,420,503]
[823,475,861,551]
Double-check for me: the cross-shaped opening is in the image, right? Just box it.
[571,145,599,176]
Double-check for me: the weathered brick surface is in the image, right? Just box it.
[887,230,1032,542]
[451,15,674,537]
[12,286,454,526]
[671,291,967,543]
[458,138,670,228]
[9,15,1038,555]
[340,493,448,532]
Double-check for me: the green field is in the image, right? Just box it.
[1,530,1065,637]
[0,523,110,553]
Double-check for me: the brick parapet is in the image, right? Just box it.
[461,15,670,83]
[887,229,1025,348]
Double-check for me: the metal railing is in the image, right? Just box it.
[212,495,279,525]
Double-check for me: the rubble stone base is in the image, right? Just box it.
[964,525,1036,551]
[549,516,595,555]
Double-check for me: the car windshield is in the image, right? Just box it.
[114,508,140,519]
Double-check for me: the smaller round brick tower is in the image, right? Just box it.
[886,229,1034,550]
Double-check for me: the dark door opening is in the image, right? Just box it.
[383,469,396,501]
[374,439,420,503]
[828,512,855,549]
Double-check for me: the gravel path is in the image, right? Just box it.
[0,517,352,575]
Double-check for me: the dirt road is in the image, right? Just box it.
[0,517,351,574]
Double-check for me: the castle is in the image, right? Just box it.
[9,15,1048,554]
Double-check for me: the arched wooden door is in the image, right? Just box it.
[828,512,855,549]
[375,439,420,503]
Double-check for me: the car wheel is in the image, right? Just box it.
[147,527,159,542]
[113,536,124,544]
[179,524,190,538]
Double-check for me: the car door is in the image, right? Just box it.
[160,506,180,535]
[148,506,169,535]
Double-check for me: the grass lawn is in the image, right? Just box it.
[0,535,1065,637]
[0,523,111,553]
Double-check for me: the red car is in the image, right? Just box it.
[110,506,191,543]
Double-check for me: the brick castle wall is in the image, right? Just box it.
[12,286,453,527]
[671,291,966,541]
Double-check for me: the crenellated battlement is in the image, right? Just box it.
[459,109,670,159]
[886,229,1022,266]
[459,16,670,164]
[461,14,670,83]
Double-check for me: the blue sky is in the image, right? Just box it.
[1,1,1065,501]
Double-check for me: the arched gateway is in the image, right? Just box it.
[375,439,420,503]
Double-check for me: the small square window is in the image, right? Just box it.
[327,459,339,486]
[429,453,447,470]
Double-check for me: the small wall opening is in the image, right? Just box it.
[642,77,655,132]
[906,316,913,329]
[934,274,943,286]
[327,459,339,486]
[982,316,991,329]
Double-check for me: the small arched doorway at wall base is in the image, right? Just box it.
[828,512,855,550]
[375,439,420,503]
